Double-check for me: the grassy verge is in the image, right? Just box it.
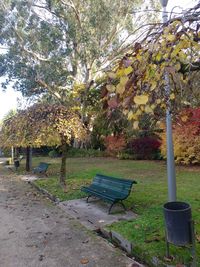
[19,157,200,266]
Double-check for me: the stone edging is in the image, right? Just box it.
[28,181,60,203]
[98,228,187,267]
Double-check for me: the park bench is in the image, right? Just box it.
[33,162,50,176]
[81,174,137,214]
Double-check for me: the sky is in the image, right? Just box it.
[0,0,198,120]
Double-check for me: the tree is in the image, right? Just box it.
[104,3,200,126]
[0,0,158,127]
[0,103,86,188]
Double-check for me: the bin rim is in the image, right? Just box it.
[163,201,191,212]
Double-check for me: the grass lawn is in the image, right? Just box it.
[19,157,200,266]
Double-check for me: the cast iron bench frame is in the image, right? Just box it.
[33,162,50,176]
[81,174,137,214]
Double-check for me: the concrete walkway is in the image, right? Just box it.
[59,199,137,231]
[0,167,136,267]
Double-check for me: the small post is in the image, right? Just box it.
[190,220,196,267]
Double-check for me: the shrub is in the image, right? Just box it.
[104,135,126,157]
[161,108,200,165]
[66,148,104,158]
[48,149,60,158]
[117,152,135,160]
[128,136,161,160]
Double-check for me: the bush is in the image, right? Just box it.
[161,108,200,165]
[48,149,60,158]
[128,136,161,160]
[104,135,126,157]
[117,152,135,160]
[66,148,104,158]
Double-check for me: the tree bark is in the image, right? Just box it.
[26,146,31,171]
[59,136,67,189]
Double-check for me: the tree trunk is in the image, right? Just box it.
[60,136,67,189]
[26,146,31,171]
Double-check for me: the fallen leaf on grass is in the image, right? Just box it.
[80,258,89,264]
[145,236,160,243]
[134,224,140,229]
[164,255,175,262]
[196,235,200,242]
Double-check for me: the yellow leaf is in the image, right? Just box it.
[166,34,176,42]
[156,99,161,104]
[116,69,125,77]
[136,109,142,116]
[155,52,162,61]
[178,51,187,61]
[174,62,181,71]
[136,54,142,61]
[161,103,166,109]
[151,81,157,90]
[170,93,175,100]
[128,111,133,120]
[128,111,138,120]
[145,105,153,113]
[108,72,117,79]
[120,76,129,85]
[133,121,139,129]
[106,84,115,93]
[124,66,133,75]
[116,84,125,94]
[134,95,148,105]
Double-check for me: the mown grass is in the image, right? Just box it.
[19,157,200,266]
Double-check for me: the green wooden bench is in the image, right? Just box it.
[81,174,137,214]
[33,162,50,176]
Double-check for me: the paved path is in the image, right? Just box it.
[0,168,134,267]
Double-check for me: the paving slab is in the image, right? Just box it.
[20,174,38,182]
[59,198,137,230]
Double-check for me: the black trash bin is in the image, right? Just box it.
[163,201,196,265]
[163,201,192,246]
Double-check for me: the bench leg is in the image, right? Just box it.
[108,201,126,214]
[108,202,115,214]
[86,195,92,203]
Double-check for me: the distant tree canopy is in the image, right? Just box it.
[104,3,200,129]
[0,103,86,186]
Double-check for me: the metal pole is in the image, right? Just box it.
[11,146,14,164]
[162,4,177,201]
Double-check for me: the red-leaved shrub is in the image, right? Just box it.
[128,136,161,160]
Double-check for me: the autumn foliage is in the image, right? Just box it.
[0,103,86,148]
[104,135,126,156]
[103,10,200,128]
[160,108,200,165]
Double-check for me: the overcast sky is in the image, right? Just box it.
[0,0,198,120]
